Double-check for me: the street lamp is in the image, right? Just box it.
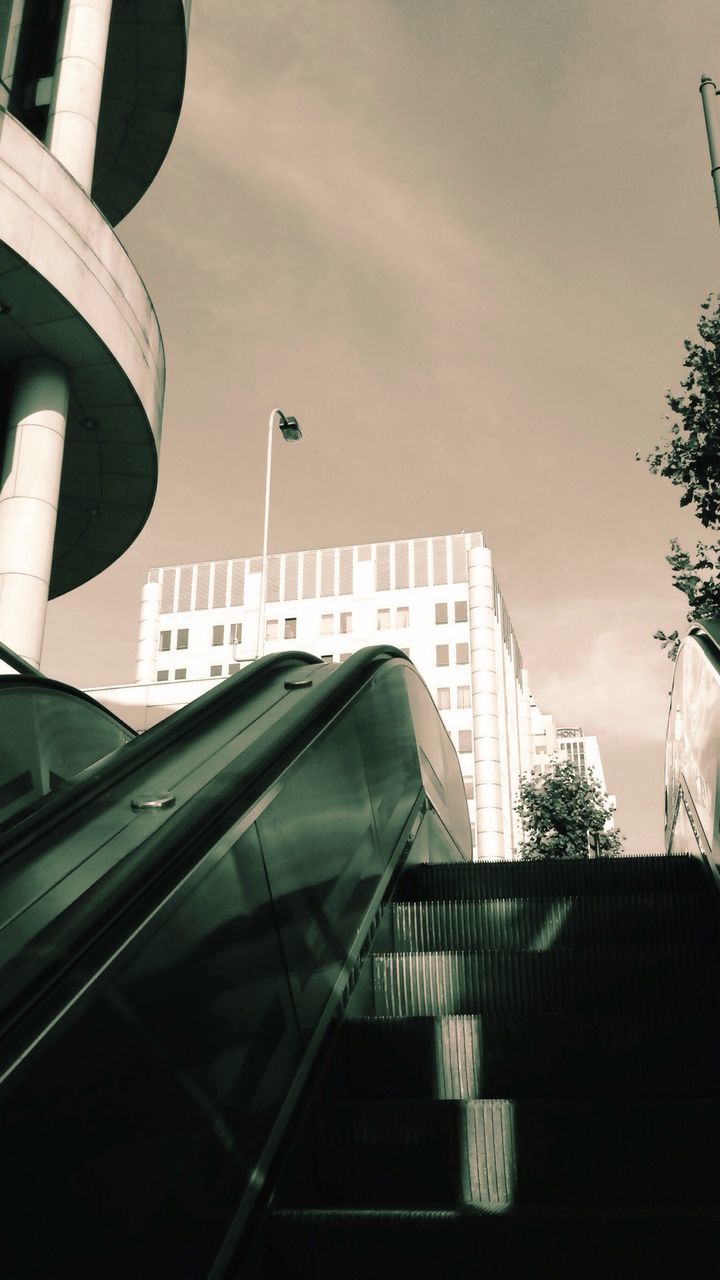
[256,408,303,659]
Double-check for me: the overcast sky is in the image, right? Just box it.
[43,0,720,851]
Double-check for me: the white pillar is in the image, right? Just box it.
[135,580,162,684]
[46,0,113,192]
[468,545,505,861]
[0,358,70,667]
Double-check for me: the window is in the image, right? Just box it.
[175,668,187,681]
[176,628,189,650]
[436,644,449,666]
[396,606,409,628]
[159,630,171,652]
[320,614,333,635]
[463,776,474,800]
[229,622,242,645]
[212,625,224,646]
[265,619,279,640]
[340,652,352,661]
[229,662,242,675]
[285,617,297,639]
[435,602,448,625]
[470,823,476,848]
[456,642,469,665]
[339,612,352,634]
[458,730,472,754]
[437,687,451,710]
[210,664,222,678]
[399,647,410,657]
[454,600,468,624]
[378,608,391,630]
[156,670,169,682]
[321,654,333,662]
[457,685,471,709]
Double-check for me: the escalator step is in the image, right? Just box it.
[391,892,719,950]
[279,1098,720,1211]
[329,1012,720,1100]
[268,1206,720,1280]
[370,947,720,1016]
[397,854,705,902]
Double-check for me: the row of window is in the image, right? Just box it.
[159,600,470,653]
[436,601,468,625]
[437,685,471,710]
[213,623,243,646]
[436,643,469,666]
[159,628,188,652]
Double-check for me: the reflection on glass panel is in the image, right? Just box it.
[1,824,302,1274]
[667,637,720,857]
[258,709,384,1038]
[355,665,422,855]
[0,688,133,830]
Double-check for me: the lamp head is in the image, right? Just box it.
[277,411,302,441]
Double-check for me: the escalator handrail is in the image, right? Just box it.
[0,639,44,677]
[0,649,325,859]
[0,648,459,977]
[0,648,458,1074]
[2,646,433,880]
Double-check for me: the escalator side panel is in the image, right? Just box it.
[0,656,468,1277]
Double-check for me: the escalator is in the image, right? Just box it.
[3,632,720,1277]
[0,645,472,1278]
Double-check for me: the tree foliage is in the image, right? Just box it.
[641,295,720,657]
[515,759,623,861]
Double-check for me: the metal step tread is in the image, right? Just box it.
[397,854,705,902]
[391,892,720,950]
[280,1097,720,1211]
[329,1012,720,1099]
[370,946,720,1015]
[267,1205,720,1280]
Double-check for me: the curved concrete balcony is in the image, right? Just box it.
[0,109,163,598]
[92,0,191,225]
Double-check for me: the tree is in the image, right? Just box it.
[515,759,624,860]
[640,295,720,659]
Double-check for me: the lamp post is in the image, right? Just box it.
[700,75,720,227]
[256,408,302,659]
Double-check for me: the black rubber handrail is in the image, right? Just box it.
[0,649,324,860]
[0,647,427,1059]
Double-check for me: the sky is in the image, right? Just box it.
[43,0,720,853]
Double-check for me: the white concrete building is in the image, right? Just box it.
[0,2,190,667]
[92,530,546,861]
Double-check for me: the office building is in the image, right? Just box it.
[92,530,556,860]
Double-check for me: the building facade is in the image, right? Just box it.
[93,531,547,861]
[0,1,190,667]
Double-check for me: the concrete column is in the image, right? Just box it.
[0,358,70,667]
[46,0,113,192]
[468,545,505,861]
[135,580,162,684]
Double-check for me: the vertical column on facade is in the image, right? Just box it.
[468,545,505,860]
[0,358,70,666]
[518,667,533,798]
[493,610,514,857]
[135,581,162,684]
[46,0,113,192]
